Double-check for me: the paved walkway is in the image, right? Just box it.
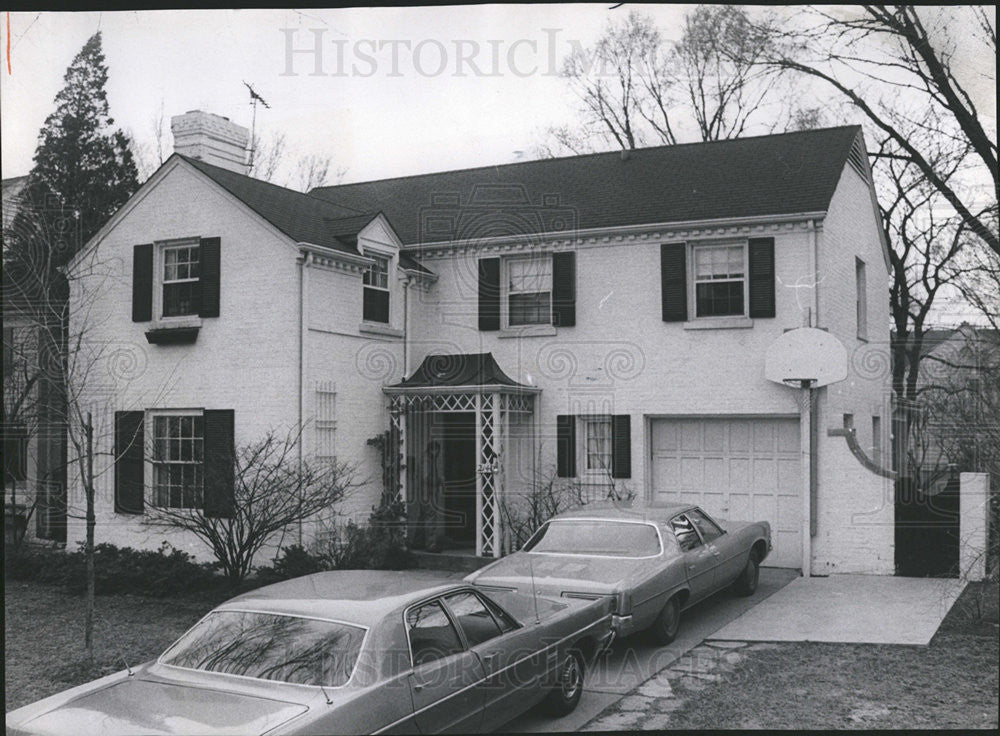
[506,567,800,733]
[708,574,966,645]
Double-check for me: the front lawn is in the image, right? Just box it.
[664,581,999,729]
[3,581,217,711]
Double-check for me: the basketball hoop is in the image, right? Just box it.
[765,328,848,389]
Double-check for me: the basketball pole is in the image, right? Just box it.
[800,379,813,577]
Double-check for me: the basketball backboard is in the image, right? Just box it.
[764,327,848,387]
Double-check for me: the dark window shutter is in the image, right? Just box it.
[552,252,576,327]
[199,237,221,318]
[203,410,235,518]
[132,244,154,322]
[556,415,576,478]
[363,288,390,323]
[115,411,145,514]
[478,258,501,331]
[748,237,775,318]
[611,415,631,479]
[661,243,687,322]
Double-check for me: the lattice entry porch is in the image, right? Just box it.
[387,390,536,557]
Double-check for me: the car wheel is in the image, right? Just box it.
[543,650,585,716]
[651,595,681,645]
[733,551,760,597]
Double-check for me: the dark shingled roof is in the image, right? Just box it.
[179,155,431,274]
[391,352,527,388]
[309,126,864,245]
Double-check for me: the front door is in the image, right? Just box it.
[439,412,477,546]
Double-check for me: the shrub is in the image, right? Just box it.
[327,500,414,571]
[4,541,223,597]
[254,544,328,585]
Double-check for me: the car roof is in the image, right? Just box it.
[551,502,697,522]
[218,570,466,625]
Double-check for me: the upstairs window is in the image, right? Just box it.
[506,255,552,326]
[693,244,745,317]
[162,244,201,318]
[362,253,390,323]
[151,413,204,509]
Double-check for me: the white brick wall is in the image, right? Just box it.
[66,154,894,573]
[811,164,894,574]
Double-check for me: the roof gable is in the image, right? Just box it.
[310,126,863,244]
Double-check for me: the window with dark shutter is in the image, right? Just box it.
[748,238,775,319]
[203,409,235,518]
[478,258,501,331]
[199,237,221,318]
[611,414,631,479]
[661,243,687,322]
[556,415,576,478]
[132,244,154,322]
[115,411,145,514]
[552,252,576,327]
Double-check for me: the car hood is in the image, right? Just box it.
[9,676,310,736]
[469,551,661,593]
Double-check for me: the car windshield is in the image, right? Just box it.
[160,610,365,687]
[523,520,661,557]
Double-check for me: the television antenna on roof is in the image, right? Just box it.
[243,81,271,171]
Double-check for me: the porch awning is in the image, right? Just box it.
[385,352,539,394]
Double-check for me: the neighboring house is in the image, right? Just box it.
[902,324,1000,487]
[64,111,893,574]
[3,174,67,543]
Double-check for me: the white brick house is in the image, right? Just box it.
[65,111,893,574]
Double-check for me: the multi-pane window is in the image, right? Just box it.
[162,245,200,317]
[584,416,612,473]
[693,244,745,317]
[507,256,552,326]
[152,414,204,509]
[362,253,390,323]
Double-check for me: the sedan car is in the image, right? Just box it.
[466,503,771,644]
[6,570,614,735]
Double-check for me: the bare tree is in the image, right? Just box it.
[763,5,998,255]
[129,99,169,181]
[144,429,361,583]
[543,7,803,156]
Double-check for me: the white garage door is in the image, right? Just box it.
[650,417,802,569]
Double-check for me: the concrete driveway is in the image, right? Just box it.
[708,574,966,645]
[506,567,800,733]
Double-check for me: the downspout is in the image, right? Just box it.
[298,251,312,546]
[402,274,411,379]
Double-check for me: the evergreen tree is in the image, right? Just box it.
[5,31,139,300]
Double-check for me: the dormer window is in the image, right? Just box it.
[162,244,201,317]
[363,252,390,323]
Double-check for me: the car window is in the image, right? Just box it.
[159,611,365,687]
[479,594,519,633]
[523,520,661,556]
[687,509,724,543]
[670,514,703,552]
[407,600,465,667]
[443,592,504,647]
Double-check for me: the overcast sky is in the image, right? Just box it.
[2,6,993,187]
[1,5,700,182]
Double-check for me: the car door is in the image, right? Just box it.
[440,590,550,733]
[669,513,718,603]
[688,507,743,586]
[406,599,486,734]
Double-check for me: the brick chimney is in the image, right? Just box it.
[171,110,249,175]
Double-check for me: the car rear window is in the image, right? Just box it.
[160,610,365,687]
[523,520,661,557]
